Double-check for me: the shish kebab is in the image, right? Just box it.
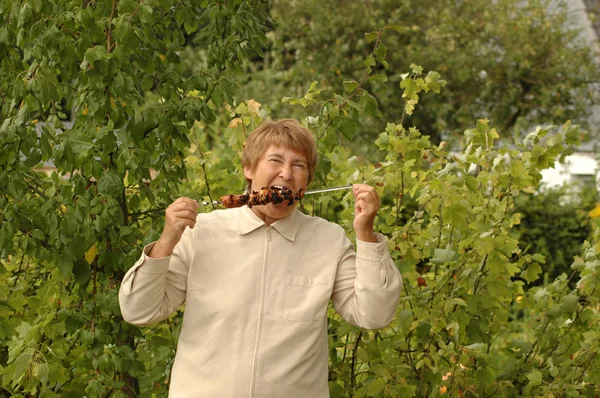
[201,185,353,209]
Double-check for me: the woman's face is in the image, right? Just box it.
[243,145,310,225]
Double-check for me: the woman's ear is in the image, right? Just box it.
[243,166,253,180]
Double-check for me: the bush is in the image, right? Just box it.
[512,186,595,284]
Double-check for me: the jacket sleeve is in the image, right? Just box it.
[118,226,194,326]
[331,233,402,330]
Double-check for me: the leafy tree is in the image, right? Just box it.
[234,0,600,146]
[0,0,271,396]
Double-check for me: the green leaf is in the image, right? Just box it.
[367,378,386,396]
[364,54,376,67]
[32,362,49,385]
[475,367,496,387]
[57,256,73,277]
[368,74,388,84]
[337,118,356,140]
[532,253,546,264]
[400,78,419,99]
[424,71,446,93]
[15,321,32,338]
[117,0,138,15]
[0,300,15,311]
[464,175,478,192]
[18,3,33,27]
[201,103,216,123]
[376,132,389,148]
[365,31,378,43]
[185,20,199,34]
[431,248,457,264]
[521,262,542,283]
[527,369,542,385]
[441,201,470,226]
[464,343,486,352]
[31,229,45,240]
[39,131,52,159]
[444,297,467,313]
[82,45,111,68]
[386,25,404,33]
[343,80,359,93]
[410,63,423,74]
[548,294,579,317]
[141,75,154,91]
[97,170,125,197]
[374,42,387,65]
[138,3,154,24]
[13,348,34,380]
[86,379,104,396]
[360,92,378,117]
[73,260,92,286]
[16,101,29,126]
[114,17,130,43]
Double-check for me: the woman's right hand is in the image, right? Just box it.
[148,197,199,258]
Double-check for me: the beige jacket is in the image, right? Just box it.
[119,206,401,397]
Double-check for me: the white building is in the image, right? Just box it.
[540,152,597,189]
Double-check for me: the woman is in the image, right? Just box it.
[119,118,402,397]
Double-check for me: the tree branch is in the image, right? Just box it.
[129,0,143,22]
[350,330,363,392]
[107,0,117,53]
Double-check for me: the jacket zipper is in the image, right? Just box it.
[250,225,270,396]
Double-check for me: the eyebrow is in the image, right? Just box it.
[267,152,307,165]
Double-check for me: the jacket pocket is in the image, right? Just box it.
[285,273,333,322]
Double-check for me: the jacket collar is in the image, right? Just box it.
[235,206,302,241]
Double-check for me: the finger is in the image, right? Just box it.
[355,199,365,215]
[174,196,197,204]
[170,197,199,209]
[171,208,198,221]
[353,183,368,196]
[355,191,380,209]
[353,184,378,199]
[165,205,198,233]
[355,203,376,218]
[355,191,381,216]
[352,183,375,191]
[168,203,199,217]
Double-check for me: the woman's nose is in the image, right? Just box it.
[278,164,293,180]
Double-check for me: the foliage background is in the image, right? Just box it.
[1,0,600,397]
[512,186,596,285]
[234,0,600,147]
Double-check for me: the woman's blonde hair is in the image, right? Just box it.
[242,119,318,188]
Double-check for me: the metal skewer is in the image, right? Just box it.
[304,184,354,194]
[201,184,353,206]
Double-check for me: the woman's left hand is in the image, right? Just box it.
[352,184,380,242]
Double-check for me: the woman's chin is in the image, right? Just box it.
[266,201,295,217]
